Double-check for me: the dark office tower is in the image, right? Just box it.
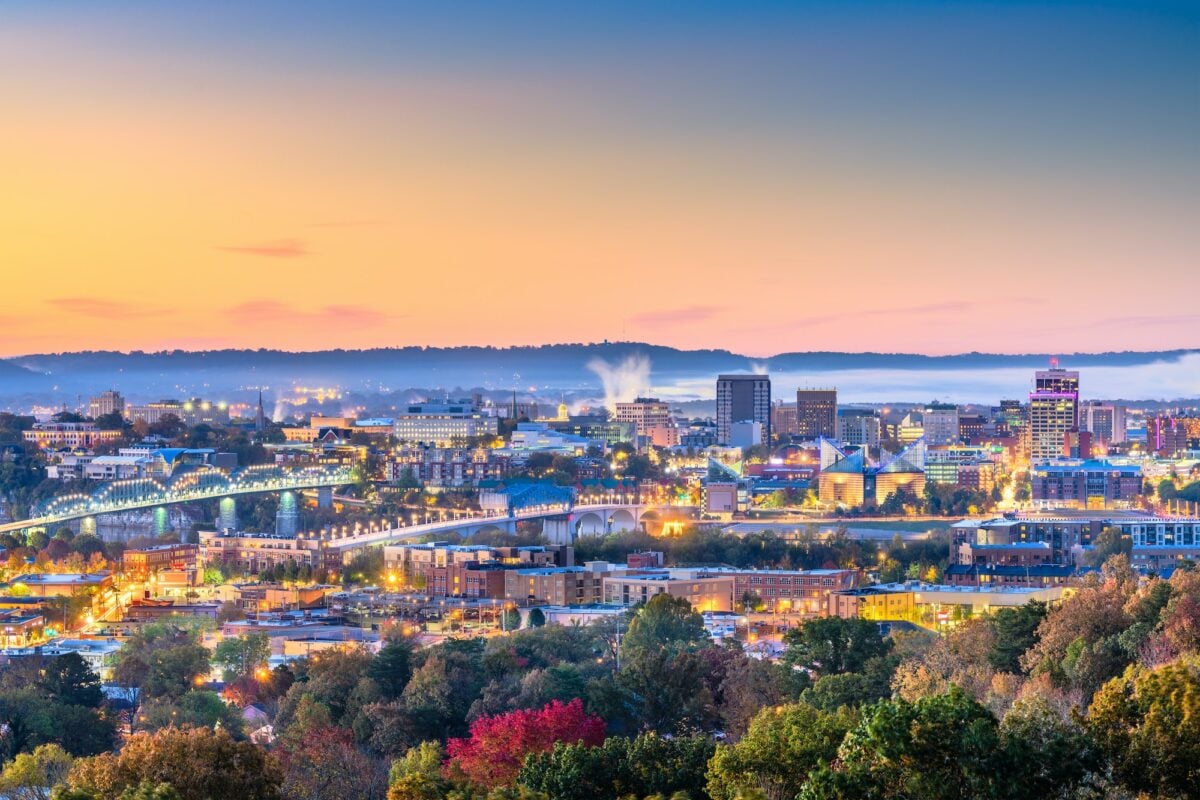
[716,374,771,445]
[796,388,838,440]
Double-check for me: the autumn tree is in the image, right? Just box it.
[65,727,282,800]
[0,743,74,800]
[445,699,605,788]
[1087,658,1200,799]
[278,727,388,800]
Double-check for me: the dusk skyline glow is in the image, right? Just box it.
[2,1,1197,357]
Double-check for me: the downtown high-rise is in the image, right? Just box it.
[716,374,771,445]
[1029,365,1080,462]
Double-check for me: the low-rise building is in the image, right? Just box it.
[601,569,735,612]
[505,564,611,606]
[122,543,200,581]
[828,581,1067,627]
[23,423,122,450]
[1030,460,1143,509]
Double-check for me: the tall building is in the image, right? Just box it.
[1082,402,1126,446]
[922,402,960,446]
[614,398,678,447]
[716,374,771,446]
[87,390,124,420]
[1029,366,1080,463]
[796,388,837,440]
[836,408,880,449]
[772,402,799,440]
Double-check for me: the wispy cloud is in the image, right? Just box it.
[218,239,308,258]
[630,305,725,327]
[48,297,167,319]
[305,219,384,229]
[223,300,397,328]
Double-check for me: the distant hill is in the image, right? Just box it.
[2,344,1197,406]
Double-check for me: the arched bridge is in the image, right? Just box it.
[0,464,355,534]
[315,501,678,558]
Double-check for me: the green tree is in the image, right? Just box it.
[39,653,104,708]
[798,688,1005,800]
[987,601,1047,674]
[212,634,269,682]
[138,691,244,737]
[782,617,891,676]
[999,698,1099,800]
[519,733,714,800]
[527,609,546,628]
[368,640,414,701]
[621,594,708,661]
[707,703,855,800]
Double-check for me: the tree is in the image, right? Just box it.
[112,626,211,700]
[707,703,854,800]
[387,741,449,800]
[212,634,269,682]
[1084,527,1132,568]
[615,649,717,734]
[1087,658,1200,800]
[621,594,708,661]
[445,699,605,788]
[783,616,892,676]
[368,640,414,701]
[988,602,1047,674]
[526,608,546,628]
[519,733,714,800]
[138,691,244,737]
[39,653,104,708]
[999,698,1099,800]
[65,727,282,800]
[803,689,1001,800]
[278,727,388,800]
[0,743,74,800]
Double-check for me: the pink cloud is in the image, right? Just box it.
[48,297,167,319]
[218,239,308,258]
[223,300,396,328]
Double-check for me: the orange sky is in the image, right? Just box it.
[1,2,1197,358]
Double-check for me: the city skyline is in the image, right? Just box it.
[3,0,1198,357]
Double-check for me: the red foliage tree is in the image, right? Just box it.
[445,698,605,787]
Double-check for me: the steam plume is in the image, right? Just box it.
[587,354,651,413]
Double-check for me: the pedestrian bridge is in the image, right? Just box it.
[0,464,355,534]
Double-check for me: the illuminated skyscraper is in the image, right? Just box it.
[796,388,837,440]
[1029,364,1080,462]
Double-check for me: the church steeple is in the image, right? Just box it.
[255,390,266,432]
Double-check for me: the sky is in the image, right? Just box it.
[1,1,1197,358]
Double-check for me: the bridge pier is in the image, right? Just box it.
[317,486,333,509]
[218,497,238,532]
[276,491,299,537]
[541,517,574,545]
